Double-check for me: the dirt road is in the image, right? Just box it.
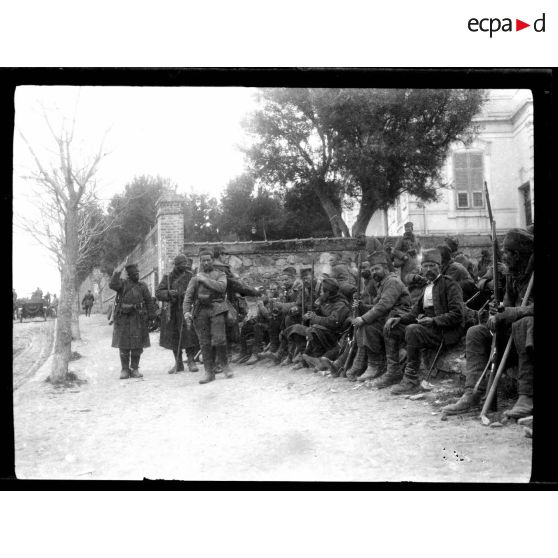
[13,318,55,390]
[13,315,532,481]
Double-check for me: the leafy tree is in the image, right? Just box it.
[184,193,221,242]
[243,88,485,237]
[100,175,169,273]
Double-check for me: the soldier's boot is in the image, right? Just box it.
[390,349,421,395]
[244,340,261,365]
[302,354,326,371]
[168,349,185,374]
[346,346,367,381]
[503,395,533,420]
[322,356,340,377]
[372,335,403,389]
[199,346,216,385]
[280,354,293,367]
[441,388,482,415]
[358,357,386,382]
[216,346,233,379]
[129,349,143,378]
[119,350,130,379]
[186,348,199,372]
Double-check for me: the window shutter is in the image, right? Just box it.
[457,192,469,208]
[472,191,484,208]
[453,150,484,209]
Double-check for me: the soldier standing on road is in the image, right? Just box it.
[110,262,156,379]
[156,254,200,374]
[81,290,95,317]
[183,248,229,385]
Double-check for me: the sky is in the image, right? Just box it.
[12,86,260,297]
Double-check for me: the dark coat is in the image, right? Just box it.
[155,268,198,350]
[361,273,412,324]
[214,261,260,319]
[110,272,156,349]
[82,293,95,307]
[399,274,465,346]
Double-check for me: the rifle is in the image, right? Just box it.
[341,252,362,376]
[480,272,534,425]
[483,181,503,410]
[310,256,315,310]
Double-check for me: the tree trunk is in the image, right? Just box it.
[48,207,79,384]
[72,291,81,341]
[351,184,380,237]
[312,180,352,237]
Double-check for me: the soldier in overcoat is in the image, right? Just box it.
[155,254,199,374]
[110,262,156,379]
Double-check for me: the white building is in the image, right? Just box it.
[364,89,534,237]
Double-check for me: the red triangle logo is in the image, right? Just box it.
[516,19,530,31]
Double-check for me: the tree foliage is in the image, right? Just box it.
[243,88,486,236]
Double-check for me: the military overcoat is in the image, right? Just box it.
[110,271,155,349]
[155,268,198,350]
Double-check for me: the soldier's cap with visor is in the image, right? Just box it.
[436,244,453,263]
[300,267,312,277]
[174,254,189,266]
[198,248,214,258]
[444,236,459,253]
[321,277,340,292]
[503,228,534,254]
[404,221,414,229]
[421,248,442,266]
[213,245,226,258]
[282,266,297,276]
[368,251,390,266]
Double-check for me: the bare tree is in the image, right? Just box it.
[17,103,110,384]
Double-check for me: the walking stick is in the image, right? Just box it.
[420,339,444,390]
[480,272,534,425]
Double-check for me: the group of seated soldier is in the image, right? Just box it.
[227,227,534,421]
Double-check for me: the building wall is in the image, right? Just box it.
[366,89,534,237]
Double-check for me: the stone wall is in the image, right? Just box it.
[183,234,496,293]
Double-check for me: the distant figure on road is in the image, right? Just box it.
[110,262,156,380]
[82,290,95,317]
[392,221,421,280]
[32,287,43,301]
[44,292,51,305]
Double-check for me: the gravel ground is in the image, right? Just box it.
[13,314,532,482]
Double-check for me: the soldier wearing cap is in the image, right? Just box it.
[443,228,534,418]
[346,251,412,382]
[444,236,477,280]
[393,222,421,265]
[296,277,351,370]
[156,254,199,374]
[380,248,466,394]
[213,245,263,362]
[183,248,229,384]
[110,261,156,379]
[437,244,478,301]
[328,253,357,302]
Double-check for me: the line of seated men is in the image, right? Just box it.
[230,228,534,420]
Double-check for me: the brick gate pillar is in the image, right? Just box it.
[156,192,184,276]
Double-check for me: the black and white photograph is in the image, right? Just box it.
[11,80,540,482]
